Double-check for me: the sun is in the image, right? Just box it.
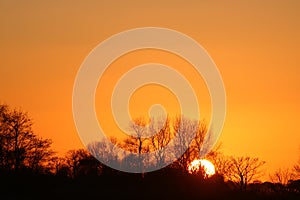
[188,159,215,177]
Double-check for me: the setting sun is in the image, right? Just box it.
[1,1,300,199]
[188,159,216,177]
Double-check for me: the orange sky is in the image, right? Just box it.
[1,1,299,178]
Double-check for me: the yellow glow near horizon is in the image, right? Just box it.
[188,159,216,177]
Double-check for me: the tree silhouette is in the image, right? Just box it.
[296,165,300,179]
[47,156,67,175]
[172,116,199,173]
[1,103,300,199]
[270,167,295,186]
[87,137,120,175]
[208,151,232,181]
[190,120,208,159]
[0,104,9,169]
[294,153,300,180]
[149,116,172,166]
[228,156,266,191]
[64,149,91,178]
[119,116,211,173]
[122,117,151,171]
[27,137,53,173]
[0,104,53,172]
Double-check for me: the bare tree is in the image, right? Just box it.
[0,104,54,172]
[118,115,210,173]
[47,156,67,175]
[127,117,149,154]
[229,156,266,191]
[87,137,120,175]
[294,152,300,180]
[207,151,232,180]
[172,116,198,173]
[0,104,9,169]
[5,108,35,171]
[190,120,210,160]
[65,149,91,178]
[295,164,300,179]
[270,168,295,185]
[149,116,172,166]
[27,137,54,172]
[122,117,150,171]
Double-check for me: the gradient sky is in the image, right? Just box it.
[1,0,299,178]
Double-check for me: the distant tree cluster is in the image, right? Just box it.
[1,103,300,199]
[208,150,300,192]
[95,116,212,174]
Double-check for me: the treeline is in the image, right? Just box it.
[0,104,300,199]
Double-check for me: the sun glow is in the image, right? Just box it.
[188,159,215,177]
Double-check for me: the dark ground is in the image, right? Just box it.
[1,170,299,200]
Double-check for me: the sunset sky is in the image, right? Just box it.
[0,0,299,178]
